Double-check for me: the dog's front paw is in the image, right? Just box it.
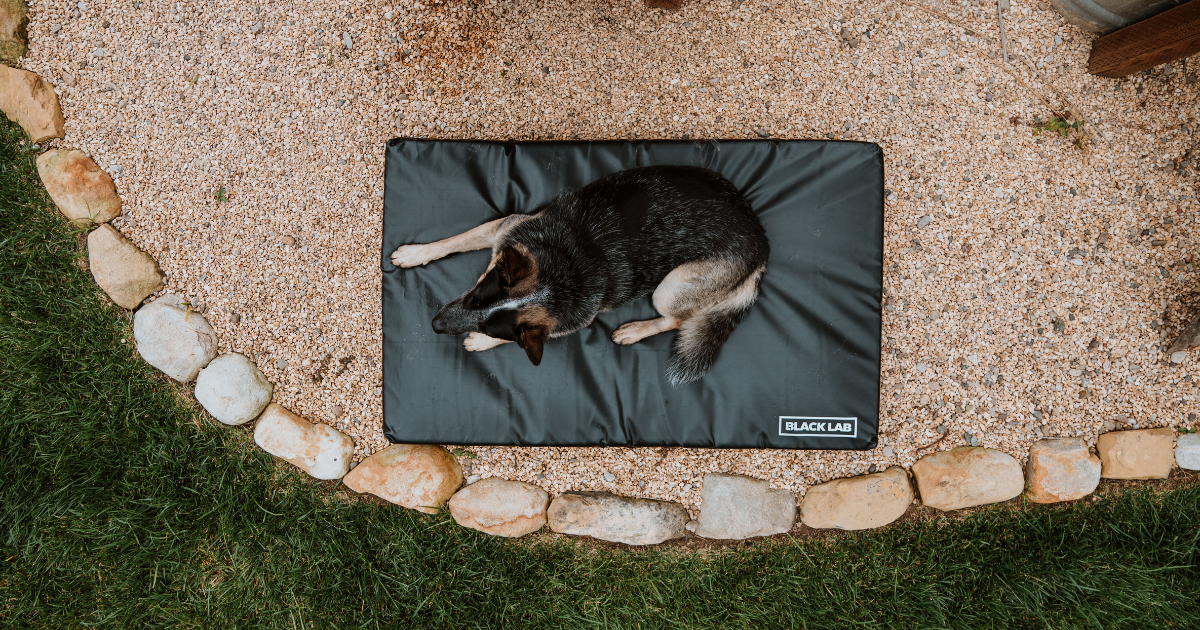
[612,322,648,345]
[390,244,438,268]
[463,332,508,352]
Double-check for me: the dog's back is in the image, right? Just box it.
[505,166,768,306]
[501,165,769,383]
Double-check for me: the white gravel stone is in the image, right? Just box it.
[253,403,354,480]
[694,473,795,540]
[194,353,273,426]
[133,293,217,382]
[1175,433,1200,470]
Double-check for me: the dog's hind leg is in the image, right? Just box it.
[612,316,682,345]
[391,218,506,268]
[611,259,738,346]
[614,258,764,384]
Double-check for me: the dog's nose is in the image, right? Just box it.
[431,316,448,334]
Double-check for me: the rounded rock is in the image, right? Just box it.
[694,473,796,540]
[547,491,688,545]
[253,403,354,480]
[1024,438,1101,503]
[911,447,1024,511]
[132,294,218,382]
[1097,428,1176,479]
[37,149,122,225]
[448,477,549,538]
[87,224,162,309]
[1175,433,1200,470]
[342,444,462,514]
[0,65,64,143]
[194,353,273,426]
[0,0,30,64]
[800,466,913,530]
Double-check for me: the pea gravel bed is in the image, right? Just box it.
[18,0,1199,512]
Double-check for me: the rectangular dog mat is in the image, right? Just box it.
[381,139,883,449]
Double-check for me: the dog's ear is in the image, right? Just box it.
[497,246,534,287]
[515,323,549,366]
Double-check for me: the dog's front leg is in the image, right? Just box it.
[390,218,505,268]
[463,332,513,352]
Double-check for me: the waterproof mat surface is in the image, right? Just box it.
[381,139,883,449]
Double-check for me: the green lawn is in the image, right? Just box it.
[2,118,1198,629]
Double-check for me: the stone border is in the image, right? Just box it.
[6,51,1199,547]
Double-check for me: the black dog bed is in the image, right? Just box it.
[381,139,883,449]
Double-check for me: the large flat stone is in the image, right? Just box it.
[547,492,688,545]
[1097,428,1175,479]
[448,477,549,538]
[0,0,29,65]
[342,444,462,514]
[694,473,795,540]
[0,65,64,143]
[800,466,913,531]
[88,224,162,309]
[1025,438,1101,503]
[132,294,217,382]
[37,149,122,225]
[253,404,354,480]
[911,447,1023,511]
[1176,433,1200,470]
[194,353,273,426]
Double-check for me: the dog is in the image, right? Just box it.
[390,165,769,385]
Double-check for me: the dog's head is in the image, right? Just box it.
[431,244,554,365]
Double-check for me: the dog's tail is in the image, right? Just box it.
[665,267,764,386]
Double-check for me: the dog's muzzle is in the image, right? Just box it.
[431,299,480,335]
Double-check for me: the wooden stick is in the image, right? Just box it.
[997,0,1009,62]
[1088,0,1200,78]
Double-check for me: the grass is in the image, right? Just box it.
[2,117,1199,628]
[1032,114,1089,151]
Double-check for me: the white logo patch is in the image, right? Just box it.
[778,416,858,438]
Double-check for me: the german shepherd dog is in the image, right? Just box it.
[390,165,769,385]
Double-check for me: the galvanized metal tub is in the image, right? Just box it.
[1049,0,1186,33]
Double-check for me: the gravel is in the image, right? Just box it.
[21,0,1199,512]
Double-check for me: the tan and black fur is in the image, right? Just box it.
[390,165,769,385]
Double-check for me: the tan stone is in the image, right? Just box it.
[911,447,1024,511]
[37,149,122,225]
[694,473,795,540]
[800,466,913,530]
[1096,428,1175,479]
[87,224,163,309]
[253,404,354,480]
[1025,438,1101,503]
[547,491,688,545]
[0,0,29,65]
[0,65,64,143]
[343,444,462,514]
[448,477,549,538]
